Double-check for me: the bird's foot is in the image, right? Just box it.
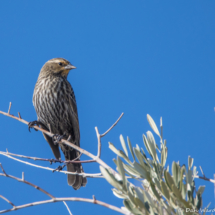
[28,120,45,132]
[49,158,57,165]
[52,134,66,145]
[49,158,62,164]
[52,164,66,172]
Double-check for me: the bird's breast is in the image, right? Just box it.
[33,77,70,131]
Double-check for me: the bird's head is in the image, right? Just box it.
[40,58,76,77]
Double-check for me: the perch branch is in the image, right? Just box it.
[0,105,123,177]
[0,197,131,215]
[0,152,103,178]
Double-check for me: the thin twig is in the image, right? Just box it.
[100,113,124,137]
[7,103,11,115]
[0,152,103,178]
[95,127,101,158]
[2,150,94,164]
[199,166,205,177]
[0,195,15,208]
[194,175,215,184]
[0,163,7,175]
[18,112,21,119]
[72,153,83,161]
[0,197,132,215]
[63,201,73,215]
[0,163,55,199]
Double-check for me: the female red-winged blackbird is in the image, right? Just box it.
[29,58,87,190]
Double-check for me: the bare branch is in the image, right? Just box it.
[194,175,215,184]
[63,201,73,215]
[199,166,205,177]
[18,112,21,119]
[0,152,103,178]
[100,113,124,137]
[0,195,15,208]
[2,150,94,164]
[0,108,119,177]
[0,163,7,175]
[0,167,117,215]
[0,197,132,215]
[95,127,101,158]
[7,102,11,115]
[96,112,124,158]
[0,164,55,199]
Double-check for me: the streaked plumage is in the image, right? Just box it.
[32,58,87,190]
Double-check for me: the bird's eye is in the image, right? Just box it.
[58,62,63,66]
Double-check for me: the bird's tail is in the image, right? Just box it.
[66,149,87,190]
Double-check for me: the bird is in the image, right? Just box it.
[29,58,87,190]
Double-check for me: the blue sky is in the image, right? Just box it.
[0,1,215,214]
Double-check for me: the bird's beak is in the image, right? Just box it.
[64,64,76,70]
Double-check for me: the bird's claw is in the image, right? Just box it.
[52,134,66,145]
[49,159,56,165]
[52,164,66,172]
[28,120,40,132]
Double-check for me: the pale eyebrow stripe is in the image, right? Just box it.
[49,59,65,64]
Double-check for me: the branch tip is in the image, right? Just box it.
[18,112,22,119]
[100,112,124,137]
[8,102,12,114]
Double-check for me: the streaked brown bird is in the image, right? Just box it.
[29,58,87,190]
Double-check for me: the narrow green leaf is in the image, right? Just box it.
[172,161,180,188]
[117,156,126,188]
[150,182,161,200]
[143,134,152,157]
[164,170,175,191]
[108,142,132,165]
[134,148,145,166]
[161,145,167,167]
[188,156,193,170]
[147,114,160,137]
[193,166,197,178]
[127,137,135,161]
[169,197,177,209]
[186,169,193,191]
[171,184,182,200]
[135,187,145,204]
[146,131,157,162]
[123,163,142,178]
[112,188,126,199]
[179,165,186,192]
[133,162,150,180]
[181,182,186,199]
[123,199,142,215]
[160,180,170,200]
[120,135,128,157]
[99,166,122,190]
[196,186,205,196]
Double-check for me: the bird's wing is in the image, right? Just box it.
[39,123,61,159]
[43,132,61,159]
[67,84,80,147]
